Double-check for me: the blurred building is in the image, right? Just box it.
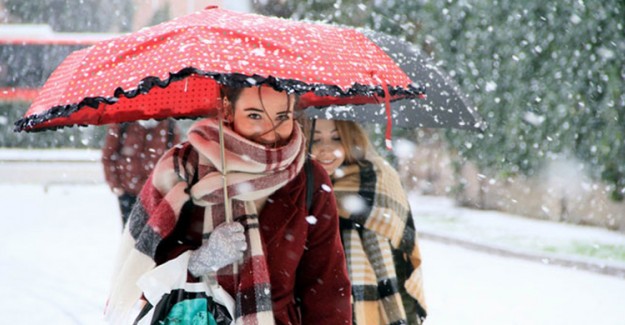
[131,0,251,31]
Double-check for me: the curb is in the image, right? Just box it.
[420,231,625,279]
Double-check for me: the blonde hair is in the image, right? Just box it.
[300,118,373,164]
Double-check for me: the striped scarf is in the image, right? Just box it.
[106,118,306,324]
[332,156,427,325]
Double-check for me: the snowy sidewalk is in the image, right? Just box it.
[0,148,103,185]
[409,193,625,279]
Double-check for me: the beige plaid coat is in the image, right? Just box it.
[332,156,427,324]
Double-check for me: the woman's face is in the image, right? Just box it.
[229,86,295,147]
[311,119,345,176]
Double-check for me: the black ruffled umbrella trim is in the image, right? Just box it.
[14,67,425,132]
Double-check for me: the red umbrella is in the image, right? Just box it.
[14,6,424,141]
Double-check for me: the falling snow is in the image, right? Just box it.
[305,215,318,225]
[340,194,367,214]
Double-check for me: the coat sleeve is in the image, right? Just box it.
[101,125,123,192]
[295,162,352,324]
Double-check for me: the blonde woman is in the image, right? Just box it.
[306,119,427,324]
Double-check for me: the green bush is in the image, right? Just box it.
[257,0,625,201]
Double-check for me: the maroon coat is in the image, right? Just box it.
[155,160,352,325]
[101,120,180,195]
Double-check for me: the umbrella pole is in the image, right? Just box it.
[218,116,238,286]
[218,118,233,223]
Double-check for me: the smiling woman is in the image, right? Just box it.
[303,119,428,324]
[309,119,346,175]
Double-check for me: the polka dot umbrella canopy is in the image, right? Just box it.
[14,6,425,136]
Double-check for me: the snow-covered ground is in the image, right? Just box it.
[410,194,625,276]
[2,151,625,324]
[421,239,625,325]
[0,184,119,324]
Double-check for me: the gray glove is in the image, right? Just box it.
[188,222,247,277]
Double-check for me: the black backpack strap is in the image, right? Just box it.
[304,118,317,215]
[305,157,314,214]
[173,143,199,187]
[119,122,129,136]
[166,119,175,149]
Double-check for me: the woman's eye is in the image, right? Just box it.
[276,114,291,121]
[312,138,320,144]
[248,113,262,120]
[332,136,341,142]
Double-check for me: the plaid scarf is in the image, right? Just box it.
[332,156,427,325]
[106,118,306,324]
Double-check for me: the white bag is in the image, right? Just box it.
[136,251,235,325]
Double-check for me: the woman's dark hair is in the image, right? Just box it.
[220,85,299,111]
[221,86,245,105]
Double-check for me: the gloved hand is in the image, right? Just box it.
[188,222,247,277]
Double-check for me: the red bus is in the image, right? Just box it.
[0,24,119,102]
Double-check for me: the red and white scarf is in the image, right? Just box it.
[106,118,306,324]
